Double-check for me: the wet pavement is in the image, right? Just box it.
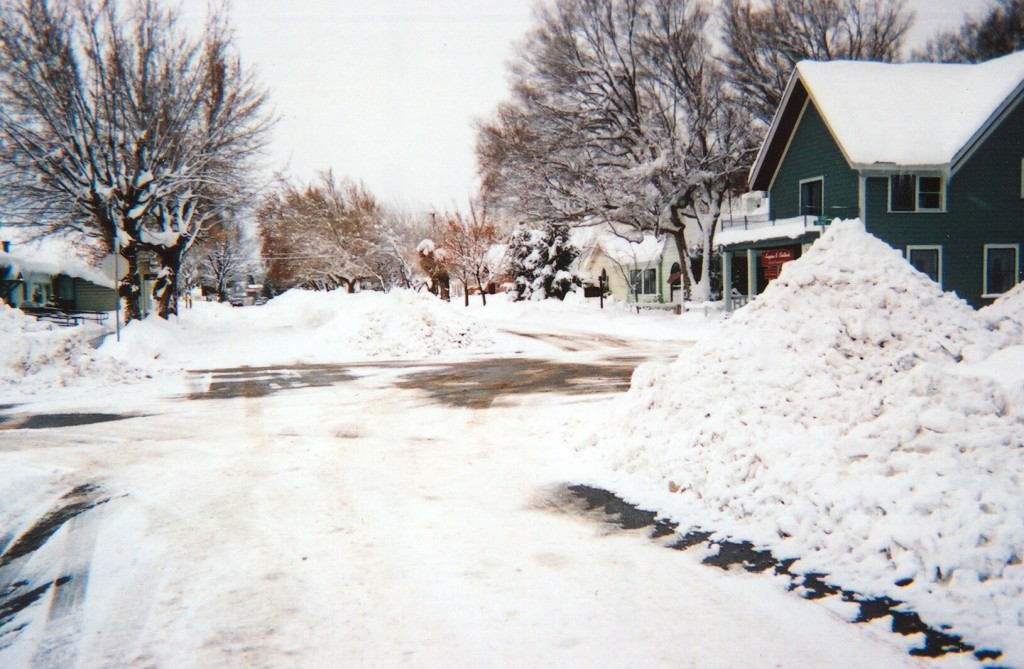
[395,357,638,408]
[182,356,642,408]
[545,484,1006,665]
[186,364,362,400]
[0,413,139,431]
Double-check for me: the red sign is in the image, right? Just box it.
[761,248,797,280]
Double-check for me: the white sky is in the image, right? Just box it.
[183,0,988,211]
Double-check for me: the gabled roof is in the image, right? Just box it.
[750,51,1024,190]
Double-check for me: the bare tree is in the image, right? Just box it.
[720,0,914,124]
[0,0,273,322]
[257,171,414,293]
[437,202,500,306]
[182,223,259,301]
[916,0,1024,63]
[477,0,755,302]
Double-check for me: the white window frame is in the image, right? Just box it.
[642,267,657,295]
[983,243,1020,298]
[629,267,658,297]
[888,174,946,213]
[906,245,943,286]
[799,176,824,218]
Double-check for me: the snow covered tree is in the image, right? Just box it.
[916,0,1024,63]
[257,172,409,292]
[0,0,273,321]
[416,238,451,301]
[506,224,580,301]
[477,0,756,303]
[720,0,913,125]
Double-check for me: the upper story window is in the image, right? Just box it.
[800,178,823,217]
[890,174,944,212]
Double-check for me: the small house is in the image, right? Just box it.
[578,228,683,304]
[0,236,117,312]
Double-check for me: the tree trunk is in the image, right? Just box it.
[476,273,487,306]
[118,242,143,324]
[152,245,182,319]
[670,225,693,303]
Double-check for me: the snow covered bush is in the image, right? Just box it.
[506,224,581,301]
[585,220,1024,662]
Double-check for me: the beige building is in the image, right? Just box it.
[576,227,683,304]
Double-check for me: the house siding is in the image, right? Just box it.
[769,101,860,221]
[863,95,1024,307]
[73,278,117,311]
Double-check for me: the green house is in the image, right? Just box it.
[719,51,1024,309]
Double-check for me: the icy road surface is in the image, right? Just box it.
[1,340,930,668]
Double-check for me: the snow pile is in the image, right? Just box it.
[0,304,148,395]
[261,289,493,359]
[981,280,1024,342]
[104,289,494,369]
[585,220,1024,661]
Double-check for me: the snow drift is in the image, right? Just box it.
[0,304,148,395]
[103,289,495,369]
[585,220,1024,662]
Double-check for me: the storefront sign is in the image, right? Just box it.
[762,248,796,280]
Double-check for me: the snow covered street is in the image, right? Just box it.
[2,325,928,668]
[4,225,1024,668]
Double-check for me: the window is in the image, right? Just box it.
[629,268,658,296]
[984,244,1019,297]
[643,268,656,294]
[629,269,640,295]
[1020,158,1024,199]
[800,178,823,217]
[890,175,944,212]
[907,246,942,285]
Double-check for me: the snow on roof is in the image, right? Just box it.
[716,215,825,248]
[797,50,1024,167]
[595,230,667,265]
[0,228,113,288]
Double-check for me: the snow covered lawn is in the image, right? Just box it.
[2,225,1023,667]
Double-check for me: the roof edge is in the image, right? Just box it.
[951,78,1024,175]
[748,71,804,191]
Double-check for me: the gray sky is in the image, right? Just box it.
[186,0,988,211]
